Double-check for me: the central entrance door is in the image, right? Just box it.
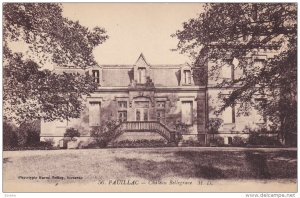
[136,108,149,121]
[135,101,149,121]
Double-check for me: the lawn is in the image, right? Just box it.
[3,147,297,192]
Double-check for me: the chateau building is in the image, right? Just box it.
[40,52,272,146]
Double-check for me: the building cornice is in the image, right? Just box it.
[94,86,206,92]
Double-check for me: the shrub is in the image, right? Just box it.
[4,120,41,150]
[209,136,224,146]
[90,120,119,148]
[64,128,80,141]
[181,139,200,147]
[248,132,280,146]
[208,118,223,134]
[208,118,223,146]
[3,121,18,150]
[232,136,247,146]
[44,138,55,147]
[18,120,40,146]
[244,127,281,146]
[80,141,99,149]
[174,121,188,143]
[111,139,167,148]
[7,141,57,150]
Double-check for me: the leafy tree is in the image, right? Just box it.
[3,3,108,124]
[173,3,296,145]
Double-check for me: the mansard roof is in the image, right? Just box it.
[53,54,195,87]
[53,53,190,70]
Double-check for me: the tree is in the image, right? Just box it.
[3,3,108,124]
[173,3,296,145]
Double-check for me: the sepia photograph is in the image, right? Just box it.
[2,2,297,193]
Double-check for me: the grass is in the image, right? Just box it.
[3,147,297,184]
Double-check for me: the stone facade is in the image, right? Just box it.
[40,54,207,146]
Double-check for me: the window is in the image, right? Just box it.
[143,109,148,121]
[223,106,235,124]
[136,109,141,121]
[118,101,127,122]
[181,101,193,125]
[156,101,166,122]
[89,102,101,126]
[222,61,234,80]
[157,110,165,122]
[118,101,127,108]
[156,101,166,108]
[138,68,146,83]
[92,70,100,84]
[136,107,148,121]
[118,111,127,122]
[183,70,191,84]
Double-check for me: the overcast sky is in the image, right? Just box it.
[62,3,203,65]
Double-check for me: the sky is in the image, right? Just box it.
[62,3,204,65]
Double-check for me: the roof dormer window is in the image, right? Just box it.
[183,70,191,85]
[180,63,192,86]
[92,70,100,84]
[137,67,146,84]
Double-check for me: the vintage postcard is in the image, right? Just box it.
[2,3,297,193]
